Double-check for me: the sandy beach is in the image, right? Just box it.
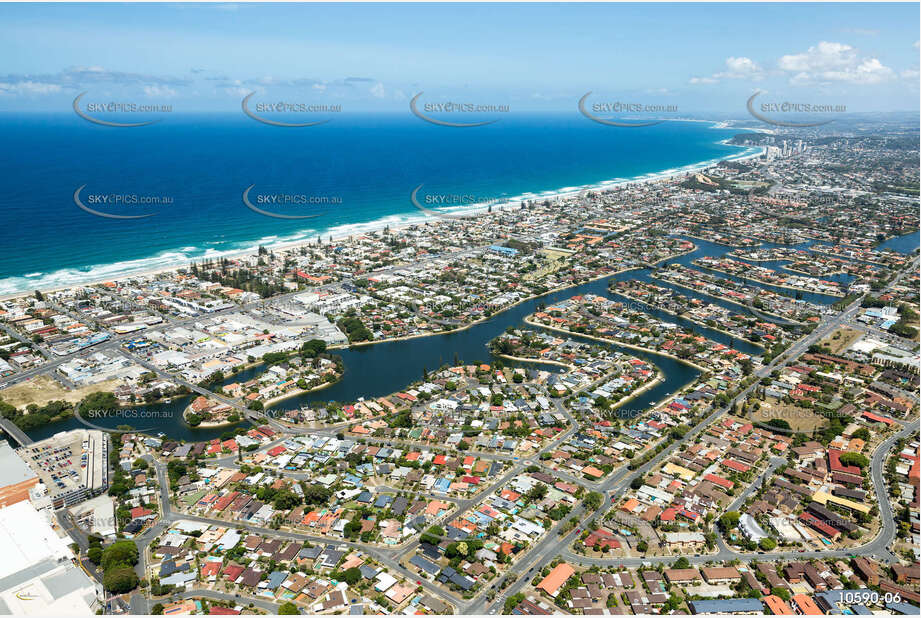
[1,130,763,301]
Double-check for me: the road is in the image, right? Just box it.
[43,253,918,614]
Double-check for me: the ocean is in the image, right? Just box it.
[0,112,757,295]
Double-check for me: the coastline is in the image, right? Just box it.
[0,128,763,300]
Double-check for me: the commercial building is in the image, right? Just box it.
[0,441,39,508]
[0,500,100,614]
[16,429,109,509]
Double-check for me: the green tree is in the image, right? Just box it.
[279,601,300,614]
[341,567,361,586]
[101,540,139,570]
[103,566,139,594]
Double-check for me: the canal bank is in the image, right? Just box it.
[22,231,907,442]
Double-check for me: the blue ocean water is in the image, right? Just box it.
[0,113,757,294]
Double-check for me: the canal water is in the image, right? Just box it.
[19,231,919,443]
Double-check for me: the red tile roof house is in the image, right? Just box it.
[213,491,239,513]
[584,529,621,551]
[704,473,734,490]
[721,459,750,473]
[200,561,222,579]
[222,563,244,583]
[827,449,862,476]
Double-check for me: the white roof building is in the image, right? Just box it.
[0,501,100,615]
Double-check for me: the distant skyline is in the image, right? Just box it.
[1,2,918,114]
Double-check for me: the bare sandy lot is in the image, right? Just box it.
[0,375,119,409]
[819,327,863,355]
[752,400,829,434]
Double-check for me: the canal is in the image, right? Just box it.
[19,231,919,443]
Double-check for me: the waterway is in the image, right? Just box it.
[18,231,918,443]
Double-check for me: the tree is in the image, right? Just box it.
[759,537,777,551]
[103,566,139,593]
[527,484,548,502]
[838,452,869,469]
[504,593,525,614]
[300,339,327,357]
[279,601,300,615]
[151,603,164,615]
[101,540,139,570]
[771,587,791,601]
[719,511,740,530]
[584,492,603,510]
[673,557,690,569]
[273,490,303,511]
[664,594,682,611]
[341,567,361,586]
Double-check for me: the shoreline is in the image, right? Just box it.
[609,372,665,412]
[695,263,846,298]
[329,263,650,351]
[648,272,807,325]
[261,375,340,408]
[523,316,710,373]
[614,288,767,350]
[0,130,762,300]
[329,246,697,354]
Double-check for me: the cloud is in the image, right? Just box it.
[0,66,191,96]
[718,57,765,79]
[0,81,62,95]
[778,41,894,84]
[690,56,763,84]
[143,85,177,98]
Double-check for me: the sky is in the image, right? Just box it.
[0,2,918,114]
